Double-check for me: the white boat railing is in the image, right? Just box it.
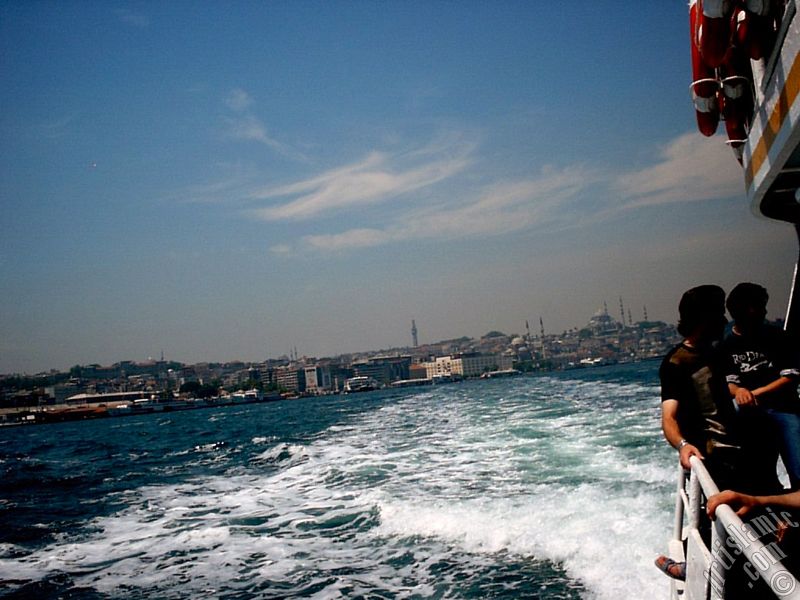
[669,456,800,600]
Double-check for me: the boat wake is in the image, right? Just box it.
[0,373,675,599]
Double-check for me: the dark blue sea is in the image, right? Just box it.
[0,363,677,599]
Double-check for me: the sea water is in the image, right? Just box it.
[0,362,677,599]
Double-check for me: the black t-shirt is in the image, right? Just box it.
[721,324,800,414]
[659,342,738,454]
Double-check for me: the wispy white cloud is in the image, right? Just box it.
[181,129,745,257]
[168,162,258,205]
[224,115,284,150]
[225,88,254,112]
[274,132,749,254]
[222,88,304,160]
[614,132,743,208]
[305,228,391,251]
[249,144,474,221]
[269,243,293,256]
[116,9,149,27]
[38,114,77,139]
[300,166,598,251]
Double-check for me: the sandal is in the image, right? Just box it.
[654,555,686,581]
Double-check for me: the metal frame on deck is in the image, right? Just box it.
[739,0,800,335]
[668,456,800,600]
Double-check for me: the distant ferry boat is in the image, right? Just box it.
[390,378,433,388]
[479,368,521,379]
[343,376,380,393]
[230,388,269,402]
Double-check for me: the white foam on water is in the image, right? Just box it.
[0,375,676,599]
[254,442,308,465]
[372,484,667,599]
[352,377,674,599]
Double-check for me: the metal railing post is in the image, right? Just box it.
[674,466,687,541]
[681,456,800,600]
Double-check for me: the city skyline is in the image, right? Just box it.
[2,2,797,374]
[0,301,671,376]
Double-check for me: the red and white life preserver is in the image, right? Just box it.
[688,0,785,157]
[737,0,774,60]
[719,41,753,131]
[696,0,734,68]
[720,45,752,162]
[691,0,721,136]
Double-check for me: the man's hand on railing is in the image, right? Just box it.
[679,442,704,469]
[707,490,757,519]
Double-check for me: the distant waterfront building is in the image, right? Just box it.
[459,352,513,377]
[257,365,274,389]
[353,356,411,385]
[304,365,333,394]
[329,363,353,392]
[274,366,306,394]
[421,353,512,379]
[409,363,428,380]
[423,356,456,379]
[45,382,84,404]
[176,368,200,389]
[222,368,255,390]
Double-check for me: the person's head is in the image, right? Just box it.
[677,285,727,342]
[726,282,768,333]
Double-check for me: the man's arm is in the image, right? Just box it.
[750,330,800,401]
[729,376,796,407]
[661,398,704,469]
[752,376,797,400]
[708,489,800,519]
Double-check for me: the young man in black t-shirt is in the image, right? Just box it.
[659,285,746,491]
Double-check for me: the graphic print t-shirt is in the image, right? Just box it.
[722,325,800,414]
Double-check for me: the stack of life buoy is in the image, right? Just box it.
[690,0,786,162]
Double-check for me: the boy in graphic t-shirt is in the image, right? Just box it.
[721,282,800,491]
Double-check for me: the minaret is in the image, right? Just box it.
[619,297,625,326]
[539,316,547,360]
[628,308,633,326]
[643,305,649,322]
[411,319,418,348]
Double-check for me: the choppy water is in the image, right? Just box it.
[0,362,676,599]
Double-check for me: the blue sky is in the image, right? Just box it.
[1,1,797,373]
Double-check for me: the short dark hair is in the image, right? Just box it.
[677,285,726,337]
[726,282,768,321]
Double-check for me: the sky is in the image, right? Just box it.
[1,1,798,374]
